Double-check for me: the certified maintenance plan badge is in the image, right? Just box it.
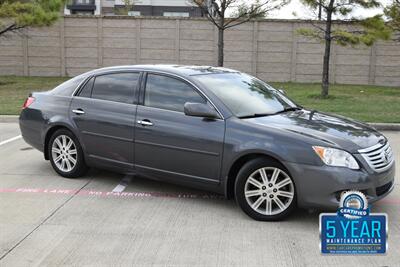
[320,191,388,254]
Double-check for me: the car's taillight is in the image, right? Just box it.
[22,97,35,109]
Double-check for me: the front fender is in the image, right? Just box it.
[220,118,324,195]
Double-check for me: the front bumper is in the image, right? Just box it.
[283,160,395,210]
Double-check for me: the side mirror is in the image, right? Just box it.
[184,102,219,119]
[278,88,286,95]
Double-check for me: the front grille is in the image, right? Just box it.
[376,181,393,196]
[358,142,394,172]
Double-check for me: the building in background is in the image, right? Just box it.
[65,0,101,15]
[64,0,203,17]
[110,0,202,17]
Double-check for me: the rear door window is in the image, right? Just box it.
[91,72,140,104]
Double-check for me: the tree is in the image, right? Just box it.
[298,0,391,98]
[192,0,289,67]
[115,0,136,16]
[0,0,64,37]
[385,0,400,41]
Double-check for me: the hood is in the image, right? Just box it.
[245,109,385,153]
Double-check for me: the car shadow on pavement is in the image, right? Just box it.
[80,168,320,223]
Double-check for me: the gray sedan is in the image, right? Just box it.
[19,65,395,220]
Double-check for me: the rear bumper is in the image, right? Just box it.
[283,160,395,210]
[19,110,44,152]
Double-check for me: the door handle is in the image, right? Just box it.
[137,119,153,126]
[72,109,85,115]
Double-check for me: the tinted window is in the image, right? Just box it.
[78,77,94,98]
[193,73,297,118]
[50,75,85,96]
[92,73,140,104]
[144,74,205,112]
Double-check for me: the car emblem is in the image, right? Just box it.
[383,151,390,163]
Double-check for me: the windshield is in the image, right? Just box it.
[193,72,298,118]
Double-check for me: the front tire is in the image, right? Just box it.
[235,158,296,221]
[48,129,88,178]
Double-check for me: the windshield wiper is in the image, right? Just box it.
[273,107,302,115]
[237,113,273,119]
[238,107,301,119]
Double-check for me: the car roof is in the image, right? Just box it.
[87,64,239,77]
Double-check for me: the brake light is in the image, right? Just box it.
[22,97,35,109]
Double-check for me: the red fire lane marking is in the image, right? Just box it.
[375,198,400,205]
[0,188,224,199]
[0,188,398,205]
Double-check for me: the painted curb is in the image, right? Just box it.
[0,115,399,131]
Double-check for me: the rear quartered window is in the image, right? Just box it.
[78,77,94,98]
[91,73,140,104]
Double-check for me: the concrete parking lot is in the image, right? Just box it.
[0,122,399,266]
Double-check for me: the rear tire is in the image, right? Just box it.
[48,129,88,178]
[235,158,296,221]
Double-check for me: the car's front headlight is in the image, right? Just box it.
[313,146,359,170]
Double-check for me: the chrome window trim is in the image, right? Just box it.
[137,104,224,122]
[70,68,225,120]
[71,68,143,97]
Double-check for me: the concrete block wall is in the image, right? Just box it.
[0,35,24,76]
[0,16,399,86]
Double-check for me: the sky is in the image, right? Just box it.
[268,0,391,19]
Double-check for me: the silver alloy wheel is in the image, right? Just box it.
[51,135,77,173]
[244,167,294,216]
